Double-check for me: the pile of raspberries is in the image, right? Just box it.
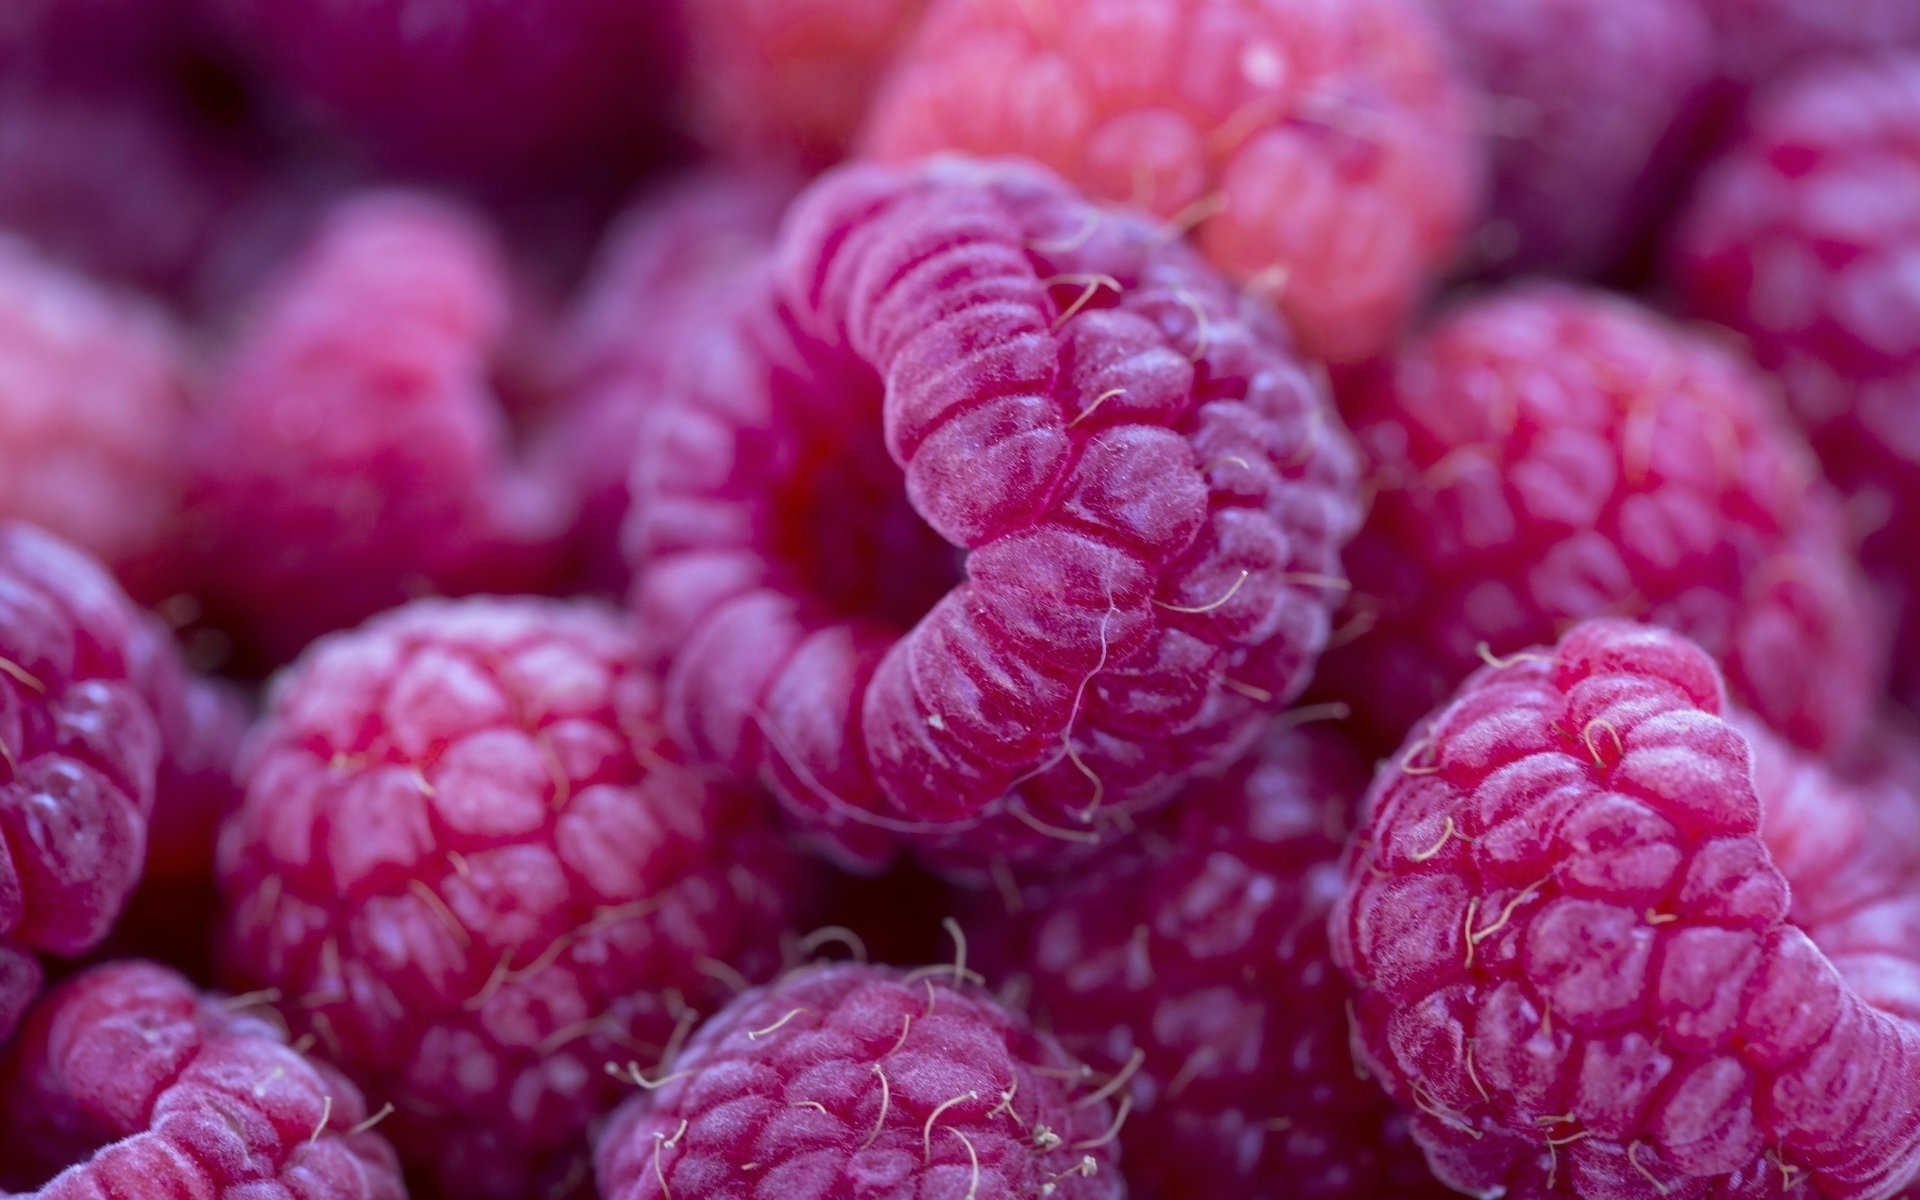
[5,2,1920,1198]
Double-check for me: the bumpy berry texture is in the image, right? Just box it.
[861,0,1479,362]
[0,962,404,1199]
[216,597,809,1199]
[1324,284,1881,757]
[0,523,163,1041]
[1331,620,1920,1200]
[627,156,1362,874]
[1694,0,1920,97]
[975,725,1445,1200]
[1671,57,1920,706]
[189,190,566,668]
[0,237,197,604]
[682,0,924,165]
[206,0,680,177]
[538,170,794,593]
[1427,0,1711,278]
[595,962,1123,1200]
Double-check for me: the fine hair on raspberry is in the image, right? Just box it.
[626,154,1362,875]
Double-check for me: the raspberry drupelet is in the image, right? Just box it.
[538,169,795,594]
[0,522,166,1043]
[594,962,1124,1200]
[1693,0,1920,101]
[189,190,567,668]
[861,0,1480,363]
[625,155,1362,875]
[974,724,1448,1200]
[0,236,197,604]
[680,0,926,166]
[1331,619,1920,1200]
[1425,0,1712,278]
[0,962,404,1199]
[1324,283,1881,758]
[1670,56,1920,707]
[216,596,810,1199]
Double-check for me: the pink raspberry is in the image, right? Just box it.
[1670,56,1920,707]
[216,596,811,1199]
[1323,283,1881,758]
[626,156,1362,874]
[205,0,680,178]
[0,237,197,604]
[537,169,795,593]
[189,190,567,668]
[0,962,403,1199]
[594,962,1124,1200]
[0,522,164,1041]
[1425,0,1712,278]
[682,0,925,165]
[1331,619,1920,1200]
[861,0,1480,363]
[974,725,1448,1200]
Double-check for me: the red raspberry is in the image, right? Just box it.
[205,0,679,177]
[1331,619,1920,1200]
[189,190,567,667]
[626,156,1362,874]
[682,0,925,165]
[537,169,795,594]
[1426,0,1712,278]
[216,596,811,1199]
[0,962,403,1199]
[974,724,1448,1200]
[1670,56,1920,707]
[0,237,196,604]
[861,0,1480,363]
[0,522,164,1040]
[1695,0,1920,97]
[594,962,1124,1200]
[1324,284,1881,758]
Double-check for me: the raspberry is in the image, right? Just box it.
[594,962,1124,1200]
[1425,0,1712,278]
[682,0,925,165]
[860,0,1479,363]
[0,237,196,604]
[216,596,811,1199]
[626,156,1362,874]
[1695,0,1920,97]
[0,522,164,1041]
[1670,56,1920,707]
[0,962,403,1198]
[1323,283,1881,758]
[206,0,679,177]
[974,724,1448,1200]
[188,190,567,667]
[1330,619,1920,1200]
[537,169,795,593]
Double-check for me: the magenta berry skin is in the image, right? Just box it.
[216,596,811,1200]
[976,726,1451,1200]
[1694,0,1920,97]
[625,155,1362,876]
[0,236,197,604]
[1331,619,1920,1200]
[538,170,796,594]
[1324,283,1883,759]
[189,190,566,667]
[861,0,1480,363]
[0,962,404,1199]
[594,962,1123,1200]
[1426,0,1713,277]
[1671,56,1920,707]
[205,0,681,178]
[0,522,165,1041]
